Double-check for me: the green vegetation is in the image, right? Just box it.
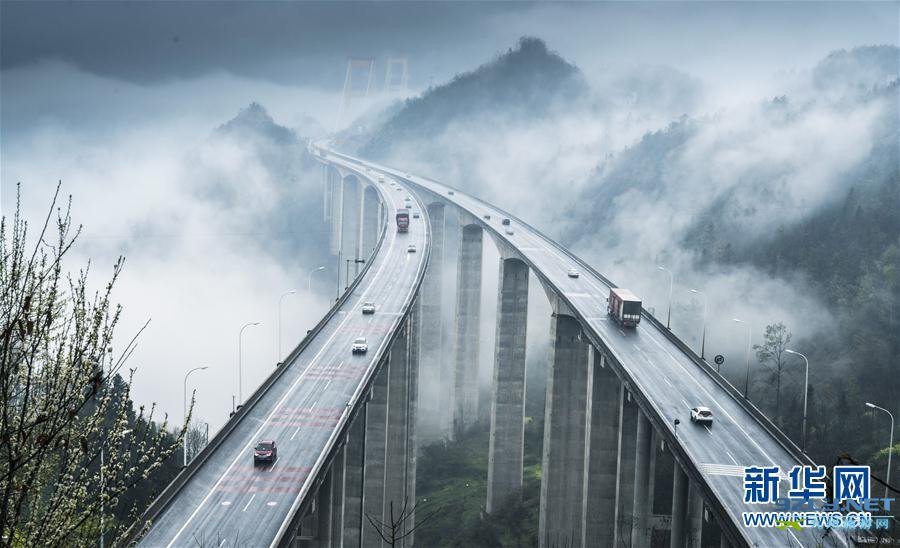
[414,416,544,547]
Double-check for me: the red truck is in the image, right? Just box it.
[608,287,642,327]
[396,208,410,233]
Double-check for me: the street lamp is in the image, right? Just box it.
[865,402,894,500]
[690,289,707,359]
[238,321,261,405]
[657,265,673,330]
[277,290,297,360]
[784,349,810,453]
[732,318,752,400]
[307,266,326,292]
[182,365,209,467]
[674,418,681,438]
[101,428,132,548]
[345,258,365,288]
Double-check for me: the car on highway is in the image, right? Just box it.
[501,218,511,226]
[352,337,368,354]
[483,214,491,220]
[448,190,455,195]
[505,228,514,235]
[567,268,580,278]
[407,244,417,253]
[405,173,412,178]
[690,406,713,426]
[253,440,277,466]
[413,211,420,218]
[396,187,403,191]
[362,302,376,315]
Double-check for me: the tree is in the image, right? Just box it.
[0,184,187,545]
[365,498,440,547]
[753,322,793,422]
[184,419,209,464]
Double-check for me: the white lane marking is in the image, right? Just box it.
[726,451,738,465]
[167,202,409,546]
[290,427,300,441]
[337,360,345,369]
[219,539,226,547]
[704,425,712,435]
[681,399,690,409]
[642,329,777,466]
[241,494,256,512]
[266,501,277,507]
[220,501,231,506]
[788,530,802,547]
[619,329,626,336]
[663,377,673,388]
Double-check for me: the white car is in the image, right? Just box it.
[407,244,417,253]
[405,173,412,178]
[361,302,376,315]
[690,406,713,426]
[567,268,580,278]
[505,228,514,235]
[352,337,368,354]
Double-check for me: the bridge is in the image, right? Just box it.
[130,147,854,548]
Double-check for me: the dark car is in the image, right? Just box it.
[501,218,511,226]
[254,440,277,465]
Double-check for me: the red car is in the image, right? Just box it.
[254,440,277,466]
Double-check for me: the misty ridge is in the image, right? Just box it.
[337,37,898,455]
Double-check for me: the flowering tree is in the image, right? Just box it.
[0,184,188,545]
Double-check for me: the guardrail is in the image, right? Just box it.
[325,148,825,547]
[122,165,390,546]
[273,155,432,546]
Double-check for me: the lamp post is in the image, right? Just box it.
[674,418,681,438]
[345,258,365,289]
[101,428,132,548]
[238,321,261,405]
[182,366,209,467]
[307,266,326,292]
[784,349,810,453]
[865,402,894,500]
[657,265,673,330]
[277,290,297,361]
[690,289,707,359]
[732,318,752,400]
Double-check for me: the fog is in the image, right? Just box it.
[2,0,896,433]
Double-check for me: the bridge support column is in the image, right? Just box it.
[384,325,410,545]
[417,202,446,444]
[615,391,638,546]
[329,170,343,255]
[341,177,361,281]
[312,469,334,548]
[631,410,654,548]
[670,464,689,548]
[343,406,367,546]
[687,481,703,548]
[361,361,389,548]
[486,258,529,513]
[539,314,589,547]
[405,302,421,546]
[360,186,380,264]
[329,445,346,546]
[581,349,621,547]
[453,224,483,435]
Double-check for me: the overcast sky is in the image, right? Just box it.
[3,1,896,90]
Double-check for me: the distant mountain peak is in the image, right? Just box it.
[216,102,296,145]
[358,36,587,157]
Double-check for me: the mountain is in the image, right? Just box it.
[216,102,298,145]
[357,37,589,158]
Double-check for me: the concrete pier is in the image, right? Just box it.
[329,170,344,255]
[343,410,366,546]
[383,325,409,544]
[631,410,653,548]
[361,361,389,548]
[581,349,621,547]
[341,176,360,275]
[687,481,704,548]
[405,303,421,546]
[360,185,380,264]
[539,314,590,547]
[486,258,529,513]
[615,391,638,546]
[453,223,483,435]
[418,202,446,443]
[670,464,689,548]
[329,446,346,546]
